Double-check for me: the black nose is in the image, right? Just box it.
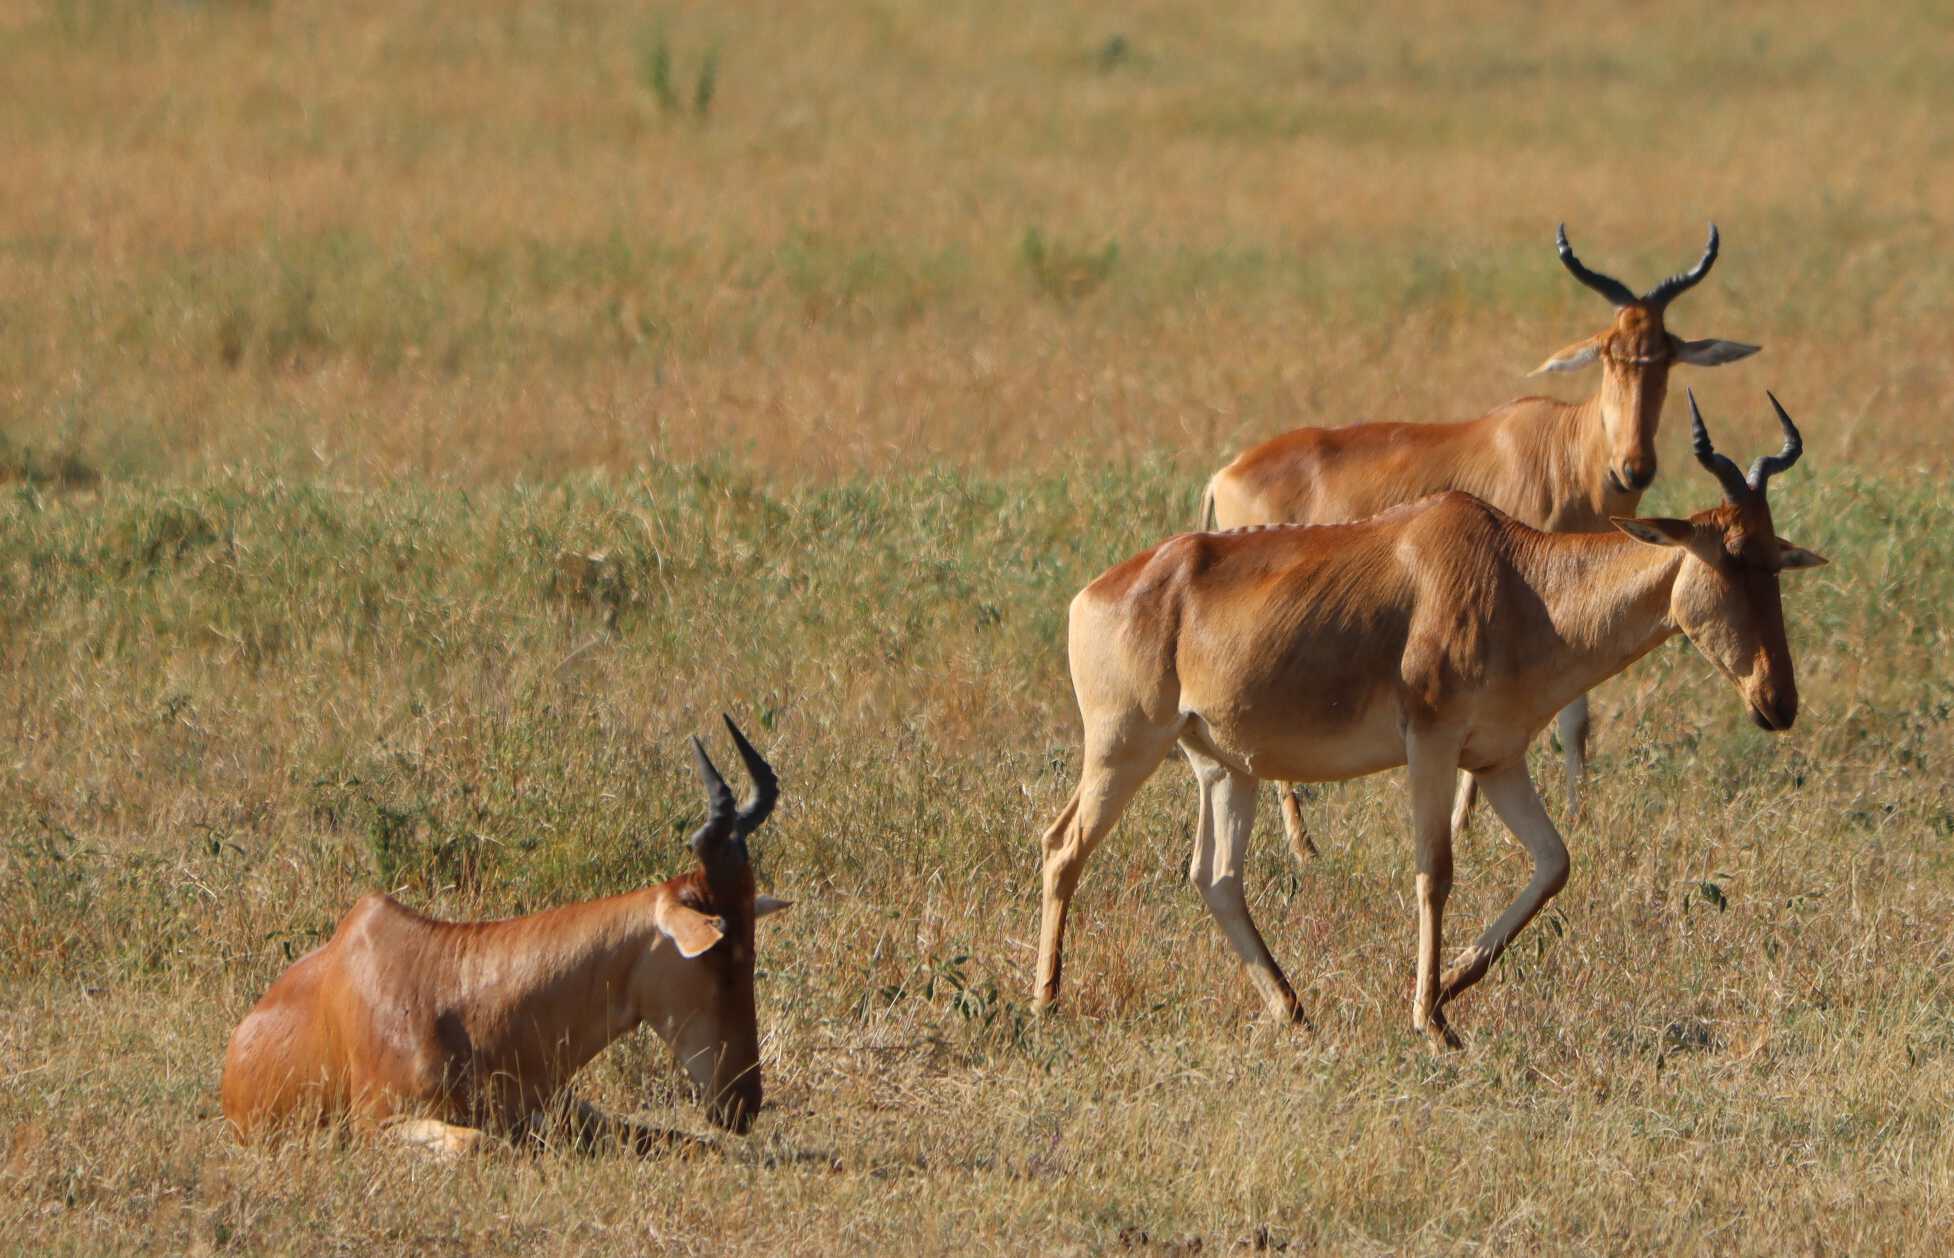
[1751,694,1797,732]
[708,1086,761,1134]
[1618,461,1657,492]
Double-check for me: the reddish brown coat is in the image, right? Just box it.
[1037,401,1823,1045]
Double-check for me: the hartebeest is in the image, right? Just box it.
[1037,393,1823,1046]
[221,717,791,1153]
[1203,225,1759,849]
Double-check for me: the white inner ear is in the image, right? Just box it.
[1671,337,1762,367]
[754,895,794,920]
[1530,343,1601,376]
[1778,545,1828,570]
[656,902,726,959]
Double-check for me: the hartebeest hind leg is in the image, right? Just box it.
[1034,727,1178,1012]
[1186,749,1303,1025]
[1436,760,1571,1012]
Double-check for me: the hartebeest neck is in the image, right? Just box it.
[445,889,673,1093]
[1556,389,1654,524]
[1512,527,1685,699]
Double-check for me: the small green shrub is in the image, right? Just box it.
[1020,228,1119,303]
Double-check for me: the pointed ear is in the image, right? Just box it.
[1776,540,1828,571]
[654,898,726,959]
[1611,516,1694,547]
[1670,335,1761,367]
[753,895,794,920]
[1529,334,1603,376]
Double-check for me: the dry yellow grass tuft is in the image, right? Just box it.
[5,2,1954,1253]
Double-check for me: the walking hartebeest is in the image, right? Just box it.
[1203,226,1759,851]
[1038,394,1822,1046]
[221,717,792,1153]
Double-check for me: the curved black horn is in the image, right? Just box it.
[1688,389,1753,505]
[1746,391,1804,492]
[722,714,778,838]
[1556,223,1637,308]
[1642,222,1720,310]
[688,736,736,859]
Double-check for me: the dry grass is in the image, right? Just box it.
[6,2,1954,1254]
[5,0,1953,486]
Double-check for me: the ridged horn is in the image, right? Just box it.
[1688,389,1753,505]
[688,736,736,860]
[1642,223,1720,310]
[722,714,778,839]
[1556,223,1637,308]
[1745,391,1804,492]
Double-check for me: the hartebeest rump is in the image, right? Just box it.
[1203,226,1759,848]
[1038,393,1823,1046]
[220,717,791,1153]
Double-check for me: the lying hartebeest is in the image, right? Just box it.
[1202,225,1759,852]
[1038,393,1822,1046]
[221,717,791,1153]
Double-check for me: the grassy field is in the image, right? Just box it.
[5,1,1954,1253]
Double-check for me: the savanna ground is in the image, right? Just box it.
[5,1,1954,1253]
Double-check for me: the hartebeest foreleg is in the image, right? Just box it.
[1557,696,1592,813]
[387,1117,490,1158]
[1447,694,1593,836]
[1437,761,1571,1011]
[386,1098,703,1159]
[1407,729,1465,1049]
[1186,748,1302,1024]
[1278,787,1320,861]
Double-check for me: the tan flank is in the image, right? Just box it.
[1041,394,1825,1048]
[219,718,792,1152]
[1202,226,1760,848]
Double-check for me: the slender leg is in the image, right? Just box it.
[1449,770,1478,838]
[1437,759,1571,1010]
[1279,784,1320,861]
[1556,695,1592,818]
[1186,750,1303,1024]
[1034,725,1177,1012]
[558,1099,712,1157]
[1405,729,1463,1049]
[387,1117,489,1158]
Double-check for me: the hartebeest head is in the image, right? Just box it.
[1612,391,1826,732]
[1533,224,1760,495]
[645,716,790,1132]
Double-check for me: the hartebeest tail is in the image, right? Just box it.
[1204,225,1760,848]
[1038,394,1824,1048]
[220,716,793,1151]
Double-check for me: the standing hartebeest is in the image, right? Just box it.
[1202,225,1760,852]
[220,717,792,1153]
[1037,393,1823,1046]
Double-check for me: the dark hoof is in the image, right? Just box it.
[1422,1011,1464,1052]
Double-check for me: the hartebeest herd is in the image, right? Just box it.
[221,224,1824,1151]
